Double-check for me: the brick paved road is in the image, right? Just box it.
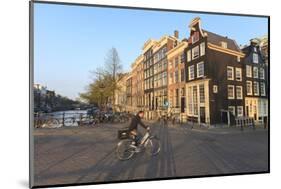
[33,122,268,187]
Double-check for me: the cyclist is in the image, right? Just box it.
[128,110,150,151]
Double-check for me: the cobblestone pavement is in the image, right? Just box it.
[32,122,269,187]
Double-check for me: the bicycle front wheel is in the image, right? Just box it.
[45,119,60,128]
[146,137,160,156]
[116,139,135,160]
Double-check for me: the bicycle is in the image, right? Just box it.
[34,114,61,128]
[116,130,161,160]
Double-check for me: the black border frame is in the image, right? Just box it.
[29,0,270,188]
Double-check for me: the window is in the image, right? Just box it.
[235,68,242,81]
[213,85,218,93]
[221,41,227,48]
[261,82,266,96]
[253,67,259,78]
[228,106,235,116]
[253,81,259,96]
[175,70,179,83]
[228,85,235,99]
[191,31,199,44]
[246,65,252,78]
[260,68,265,79]
[181,69,185,82]
[199,84,205,103]
[188,65,195,80]
[227,66,234,80]
[193,86,198,115]
[169,72,173,84]
[246,81,252,95]
[163,72,167,86]
[237,106,244,117]
[197,62,204,78]
[187,50,191,62]
[180,88,185,97]
[253,53,259,63]
[237,56,241,62]
[200,42,205,56]
[180,53,185,63]
[236,86,243,99]
[169,61,173,68]
[175,57,179,67]
[188,87,192,114]
[192,46,199,59]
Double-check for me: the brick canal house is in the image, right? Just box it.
[117,17,268,125]
[143,39,156,119]
[242,39,268,123]
[166,37,188,121]
[142,35,178,119]
[184,17,245,126]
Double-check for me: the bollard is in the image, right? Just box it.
[62,112,65,127]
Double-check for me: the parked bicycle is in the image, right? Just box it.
[34,114,61,128]
[116,129,160,160]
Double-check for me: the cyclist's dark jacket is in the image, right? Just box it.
[128,114,147,132]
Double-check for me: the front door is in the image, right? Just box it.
[221,111,228,124]
[181,97,185,113]
[200,107,206,123]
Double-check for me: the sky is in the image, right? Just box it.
[34,3,268,100]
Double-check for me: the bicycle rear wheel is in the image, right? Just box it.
[116,139,135,160]
[146,137,160,156]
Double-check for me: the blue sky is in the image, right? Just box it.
[34,3,268,100]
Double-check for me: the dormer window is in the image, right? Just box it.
[253,53,259,63]
[221,41,227,49]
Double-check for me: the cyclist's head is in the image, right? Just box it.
[137,110,144,118]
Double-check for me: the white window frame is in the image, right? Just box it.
[260,82,266,96]
[213,85,218,93]
[246,65,252,78]
[253,53,259,63]
[237,56,241,62]
[246,81,252,95]
[228,106,235,116]
[192,46,199,60]
[200,42,205,56]
[188,65,195,80]
[197,62,204,78]
[227,66,234,80]
[187,50,191,62]
[237,106,244,117]
[236,86,243,99]
[235,68,242,81]
[221,41,227,48]
[260,68,265,79]
[253,81,259,96]
[228,85,235,99]
[253,67,259,78]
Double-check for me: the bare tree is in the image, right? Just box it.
[80,47,123,109]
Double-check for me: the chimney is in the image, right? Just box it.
[174,30,179,39]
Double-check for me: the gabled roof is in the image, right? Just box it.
[202,30,241,52]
